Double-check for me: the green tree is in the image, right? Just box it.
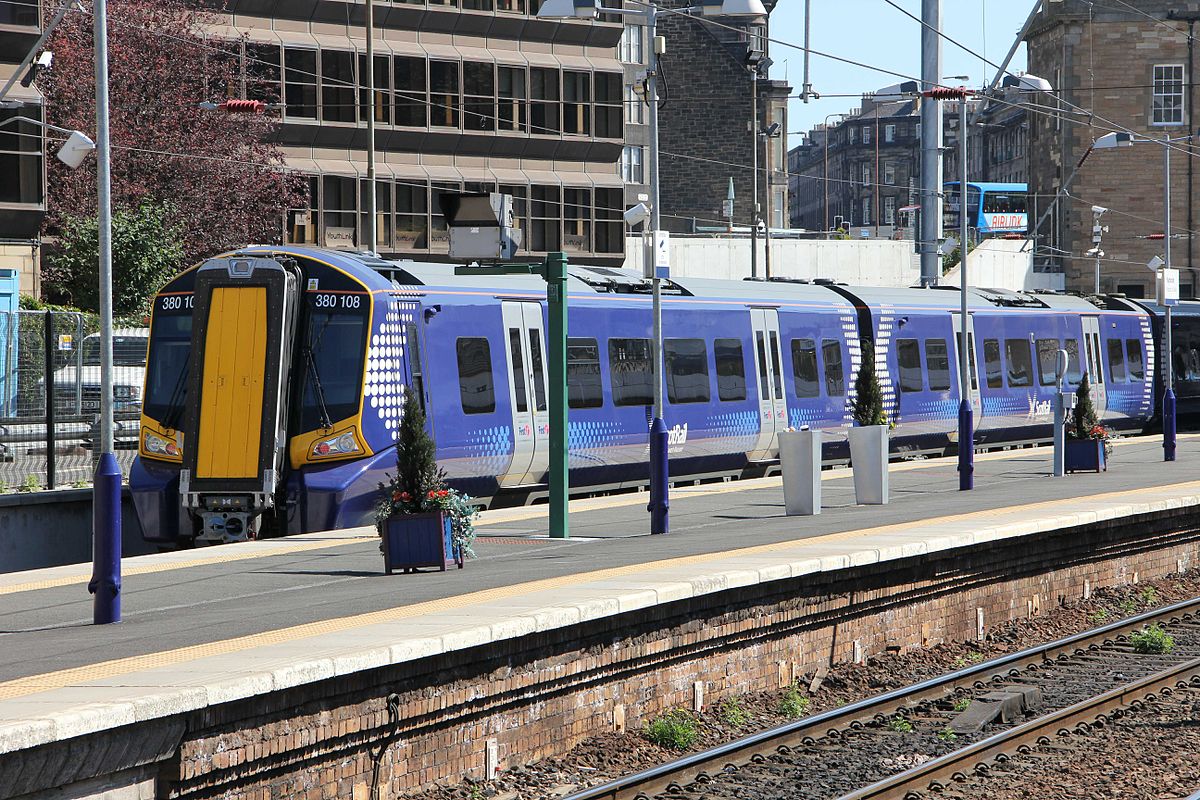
[851,340,887,427]
[44,201,184,318]
[394,387,444,504]
[1072,371,1099,439]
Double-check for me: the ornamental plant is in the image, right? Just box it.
[850,340,888,427]
[1068,372,1114,456]
[376,388,479,558]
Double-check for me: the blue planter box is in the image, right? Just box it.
[1065,438,1107,473]
[381,511,463,574]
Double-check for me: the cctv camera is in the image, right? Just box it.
[762,122,782,137]
[623,202,651,227]
[1091,205,1108,215]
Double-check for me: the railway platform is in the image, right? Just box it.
[3,435,1200,800]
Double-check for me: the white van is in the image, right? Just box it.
[49,328,149,417]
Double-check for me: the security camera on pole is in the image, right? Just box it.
[1089,205,1108,294]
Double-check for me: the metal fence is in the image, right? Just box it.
[0,310,143,492]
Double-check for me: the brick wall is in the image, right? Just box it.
[7,508,1200,800]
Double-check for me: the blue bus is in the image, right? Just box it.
[943,181,1028,236]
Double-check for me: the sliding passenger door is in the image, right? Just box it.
[499,301,549,487]
[748,308,788,461]
[1081,315,1108,415]
[951,313,982,420]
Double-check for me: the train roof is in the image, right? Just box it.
[1130,298,1200,317]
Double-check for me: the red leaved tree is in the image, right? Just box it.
[39,0,307,286]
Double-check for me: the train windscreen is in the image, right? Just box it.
[143,309,192,427]
[297,301,369,432]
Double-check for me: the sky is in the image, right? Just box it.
[769,0,1037,136]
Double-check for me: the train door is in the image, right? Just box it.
[499,301,549,487]
[748,308,787,461]
[1081,316,1108,414]
[952,314,982,419]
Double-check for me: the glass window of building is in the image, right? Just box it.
[563,71,590,135]
[429,61,461,127]
[395,179,429,249]
[358,53,392,125]
[620,24,644,63]
[530,68,560,135]
[885,123,896,142]
[245,43,281,103]
[498,66,527,132]
[462,0,493,10]
[621,146,644,184]
[283,48,318,119]
[884,196,895,224]
[625,84,644,125]
[594,188,623,253]
[321,49,356,123]
[1153,64,1185,126]
[496,0,525,13]
[594,72,622,138]
[531,185,561,251]
[563,187,591,252]
[359,179,393,251]
[463,62,496,131]
[322,175,357,247]
[394,56,427,127]
[429,181,460,249]
[0,108,43,206]
[287,176,320,246]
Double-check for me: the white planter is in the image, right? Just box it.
[848,425,889,505]
[779,429,822,516]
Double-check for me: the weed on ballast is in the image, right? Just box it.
[777,683,811,720]
[719,696,749,727]
[952,697,972,712]
[1129,624,1174,654]
[643,709,699,750]
[1140,586,1159,607]
[888,716,914,733]
[937,727,957,742]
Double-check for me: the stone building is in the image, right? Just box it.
[1027,0,1200,297]
[0,0,44,297]
[657,2,789,235]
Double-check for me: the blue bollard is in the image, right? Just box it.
[958,400,974,491]
[89,451,122,624]
[1164,389,1177,462]
[648,416,670,534]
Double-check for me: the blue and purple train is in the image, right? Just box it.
[130,245,1180,546]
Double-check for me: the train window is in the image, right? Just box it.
[405,322,426,412]
[609,338,654,406]
[983,339,1003,389]
[567,337,603,409]
[1063,339,1082,385]
[769,332,784,401]
[755,332,770,399]
[456,337,496,414]
[665,338,711,404]
[1107,339,1127,383]
[1005,339,1033,388]
[1126,339,1145,381]
[1036,339,1060,386]
[714,338,747,401]
[508,329,528,413]
[822,339,845,397]
[144,313,192,426]
[897,339,922,392]
[527,331,547,411]
[300,306,369,431]
[790,338,819,398]
[925,339,951,391]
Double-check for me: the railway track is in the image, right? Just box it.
[564,596,1200,800]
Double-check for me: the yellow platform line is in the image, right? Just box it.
[0,433,1185,597]
[3,477,1198,702]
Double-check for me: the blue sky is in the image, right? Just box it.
[769,1,1037,135]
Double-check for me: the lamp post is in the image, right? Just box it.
[539,0,766,535]
[1093,130,1189,462]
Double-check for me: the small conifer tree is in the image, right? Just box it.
[1072,371,1099,439]
[394,387,444,503]
[851,341,887,427]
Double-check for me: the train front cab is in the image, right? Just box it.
[133,247,400,546]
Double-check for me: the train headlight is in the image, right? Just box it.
[312,430,361,458]
[144,431,180,458]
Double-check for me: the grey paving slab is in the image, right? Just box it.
[0,436,1194,687]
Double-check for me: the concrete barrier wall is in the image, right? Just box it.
[0,489,151,574]
[624,235,1065,292]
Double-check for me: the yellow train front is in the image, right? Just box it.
[130,246,415,545]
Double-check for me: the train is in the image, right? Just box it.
[130,245,1192,546]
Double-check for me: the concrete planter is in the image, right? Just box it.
[779,428,822,515]
[848,425,889,505]
[381,511,463,574]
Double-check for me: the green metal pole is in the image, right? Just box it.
[545,251,569,539]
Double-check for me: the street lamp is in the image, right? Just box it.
[539,0,766,535]
[1094,129,1188,462]
[0,116,95,168]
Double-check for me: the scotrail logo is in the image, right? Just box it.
[667,423,689,446]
